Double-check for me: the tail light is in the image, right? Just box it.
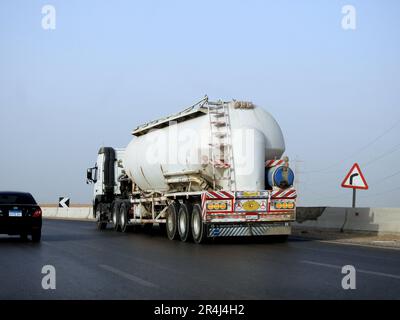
[33,209,42,218]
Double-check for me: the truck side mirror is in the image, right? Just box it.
[86,169,92,184]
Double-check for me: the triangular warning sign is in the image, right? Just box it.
[341,163,368,190]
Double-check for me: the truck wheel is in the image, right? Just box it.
[166,203,180,240]
[112,203,121,231]
[119,202,130,233]
[178,203,193,242]
[95,207,107,230]
[191,204,208,244]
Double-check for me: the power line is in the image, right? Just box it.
[302,118,400,174]
[358,186,400,199]
[361,142,400,168]
[372,169,400,186]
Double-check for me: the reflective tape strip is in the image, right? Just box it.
[206,191,233,199]
[271,187,297,199]
[201,193,207,219]
[265,160,284,168]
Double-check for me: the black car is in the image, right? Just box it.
[0,191,42,242]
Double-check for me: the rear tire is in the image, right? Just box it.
[191,204,208,244]
[112,203,121,231]
[166,202,180,240]
[119,202,130,233]
[31,230,41,243]
[178,203,193,242]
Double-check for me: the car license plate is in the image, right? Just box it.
[9,210,22,217]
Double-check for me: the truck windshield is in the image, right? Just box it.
[0,193,37,205]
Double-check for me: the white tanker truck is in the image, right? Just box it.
[86,97,297,243]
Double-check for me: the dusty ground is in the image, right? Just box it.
[292,227,400,249]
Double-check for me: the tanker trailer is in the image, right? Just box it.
[86,96,297,243]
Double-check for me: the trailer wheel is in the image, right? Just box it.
[119,202,130,233]
[166,203,180,240]
[112,202,121,231]
[178,203,193,242]
[191,204,208,244]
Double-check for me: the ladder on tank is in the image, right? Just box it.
[207,100,236,191]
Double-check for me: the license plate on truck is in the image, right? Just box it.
[9,210,22,217]
[246,214,258,220]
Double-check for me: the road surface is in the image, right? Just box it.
[0,219,399,299]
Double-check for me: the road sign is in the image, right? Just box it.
[341,163,368,208]
[59,197,70,208]
[341,163,368,190]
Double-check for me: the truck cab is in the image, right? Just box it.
[86,147,130,226]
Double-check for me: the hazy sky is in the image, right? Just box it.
[1,0,399,207]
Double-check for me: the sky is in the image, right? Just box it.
[0,0,399,207]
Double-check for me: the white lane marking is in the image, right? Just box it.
[291,236,400,251]
[99,264,158,288]
[318,240,400,251]
[301,260,400,280]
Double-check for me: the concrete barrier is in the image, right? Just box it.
[295,207,400,234]
[42,207,94,221]
[296,207,326,223]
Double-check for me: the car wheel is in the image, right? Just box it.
[178,203,193,242]
[191,204,208,244]
[31,230,41,243]
[166,202,180,240]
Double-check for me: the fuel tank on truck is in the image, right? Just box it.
[123,98,285,192]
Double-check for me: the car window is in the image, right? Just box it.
[0,193,37,205]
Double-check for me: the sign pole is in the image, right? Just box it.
[352,189,356,208]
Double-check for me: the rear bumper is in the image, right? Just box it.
[207,222,291,237]
[0,218,42,235]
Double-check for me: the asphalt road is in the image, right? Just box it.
[1,219,399,299]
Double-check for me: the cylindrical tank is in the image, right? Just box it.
[123,101,285,192]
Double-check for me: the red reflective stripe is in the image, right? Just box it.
[220,191,233,198]
[272,189,285,198]
[283,190,295,198]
